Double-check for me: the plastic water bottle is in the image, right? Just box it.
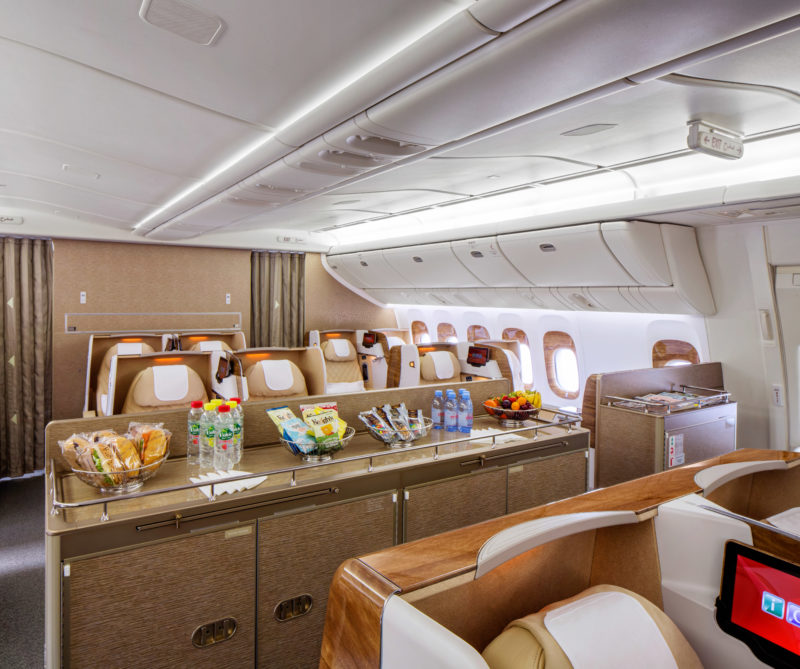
[431,390,444,430]
[186,400,204,471]
[214,404,235,471]
[227,399,243,466]
[444,389,458,432]
[199,402,217,471]
[458,390,473,433]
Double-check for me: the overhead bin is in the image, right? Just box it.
[326,221,717,315]
[450,237,531,287]
[325,251,413,289]
[363,0,800,146]
[382,243,480,287]
[498,223,637,287]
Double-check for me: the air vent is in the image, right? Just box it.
[470,251,484,258]
[345,135,425,157]
[413,257,424,263]
[317,150,387,169]
[140,0,225,46]
[539,243,557,252]
[360,261,368,267]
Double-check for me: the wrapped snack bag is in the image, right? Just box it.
[128,422,171,466]
[381,404,412,442]
[108,433,142,477]
[77,438,126,486]
[301,402,347,439]
[59,433,92,470]
[266,406,296,430]
[358,410,394,443]
[305,409,340,446]
[279,417,316,454]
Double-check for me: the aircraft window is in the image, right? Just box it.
[467,325,490,342]
[652,339,699,368]
[502,327,533,388]
[437,322,458,343]
[412,320,431,344]
[544,330,579,400]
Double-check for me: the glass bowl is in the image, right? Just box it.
[483,401,540,427]
[366,416,433,448]
[69,452,170,494]
[281,426,355,462]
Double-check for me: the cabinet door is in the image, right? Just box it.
[403,468,507,543]
[66,524,256,669]
[257,492,396,669]
[507,451,587,514]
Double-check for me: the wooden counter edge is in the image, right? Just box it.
[320,558,399,669]
[359,449,800,592]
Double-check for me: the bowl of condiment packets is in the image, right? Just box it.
[359,403,432,447]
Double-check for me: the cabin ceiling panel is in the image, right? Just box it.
[0,0,474,128]
[0,171,152,221]
[0,38,267,179]
[0,130,195,205]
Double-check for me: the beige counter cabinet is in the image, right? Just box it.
[257,492,396,668]
[64,523,257,669]
[507,450,588,513]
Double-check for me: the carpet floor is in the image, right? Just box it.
[0,474,45,668]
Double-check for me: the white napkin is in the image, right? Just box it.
[190,470,268,499]
[469,427,526,445]
[766,507,800,536]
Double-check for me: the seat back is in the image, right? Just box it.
[419,350,461,385]
[482,584,701,669]
[189,340,232,352]
[245,359,308,399]
[121,364,208,414]
[321,339,365,393]
[96,342,155,416]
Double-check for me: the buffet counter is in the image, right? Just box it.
[44,379,589,668]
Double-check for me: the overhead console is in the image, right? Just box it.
[325,221,716,315]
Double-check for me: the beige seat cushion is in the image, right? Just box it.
[245,359,307,398]
[96,342,154,416]
[121,364,208,414]
[420,351,460,383]
[189,340,232,352]
[482,585,702,669]
[321,338,357,362]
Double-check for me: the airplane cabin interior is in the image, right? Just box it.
[3,1,800,668]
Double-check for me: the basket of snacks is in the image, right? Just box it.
[359,403,432,448]
[268,402,353,462]
[59,423,171,494]
[483,391,542,427]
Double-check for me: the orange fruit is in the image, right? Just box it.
[486,399,498,407]
[511,402,520,410]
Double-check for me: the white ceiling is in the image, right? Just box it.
[2,0,800,251]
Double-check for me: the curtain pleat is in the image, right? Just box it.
[251,251,305,348]
[1,237,52,478]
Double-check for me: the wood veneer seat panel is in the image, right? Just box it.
[358,449,799,593]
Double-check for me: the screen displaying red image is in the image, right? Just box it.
[361,332,376,347]
[730,554,800,654]
[466,346,489,366]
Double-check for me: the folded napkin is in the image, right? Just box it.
[766,507,800,536]
[190,470,268,499]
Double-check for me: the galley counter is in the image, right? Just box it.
[44,379,589,668]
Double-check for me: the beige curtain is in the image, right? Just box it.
[1,237,53,478]
[251,251,305,348]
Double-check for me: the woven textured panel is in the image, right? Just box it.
[508,451,587,514]
[257,494,395,668]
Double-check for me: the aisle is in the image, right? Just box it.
[0,473,45,668]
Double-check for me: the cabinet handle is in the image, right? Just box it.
[460,442,569,468]
[136,487,340,532]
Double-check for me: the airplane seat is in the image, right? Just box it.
[386,336,405,349]
[321,339,365,393]
[482,584,702,669]
[386,344,421,387]
[245,359,308,399]
[419,350,461,385]
[95,342,155,416]
[121,364,208,414]
[188,340,232,352]
[580,374,601,449]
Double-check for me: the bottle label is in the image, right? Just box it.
[233,423,242,435]
[190,423,201,436]
[219,427,234,440]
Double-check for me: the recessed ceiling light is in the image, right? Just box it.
[560,123,617,137]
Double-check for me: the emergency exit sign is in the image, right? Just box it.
[688,121,743,160]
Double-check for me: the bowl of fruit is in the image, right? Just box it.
[484,391,542,427]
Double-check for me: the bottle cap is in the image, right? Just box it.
[218,404,231,413]
[190,400,203,409]
[226,401,237,409]
[231,397,241,403]
[204,403,216,411]
[434,390,443,396]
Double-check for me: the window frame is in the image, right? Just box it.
[467,324,490,342]
[502,327,534,389]
[411,320,431,344]
[436,322,458,343]
[652,339,700,368]
[543,330,579,400]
